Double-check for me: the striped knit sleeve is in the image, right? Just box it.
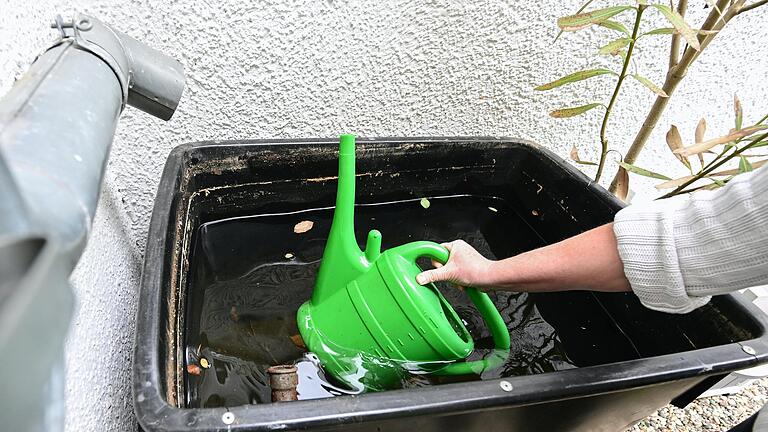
[612,165,768,314]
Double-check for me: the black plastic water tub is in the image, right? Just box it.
[134,137,768,432]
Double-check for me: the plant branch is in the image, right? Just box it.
[668,0,687,69]
[594,5,645,182]
[737,0,768,14]
[659,130,768,198]
[607,0,743,192]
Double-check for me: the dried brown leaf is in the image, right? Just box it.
[675,125,768,156]
[695,118,707,143]
[695,118,707,166]
[666,125,690,169]
[569,145,597,166]
[570,145,580,162]
[615,166,629,201]
[734,95,743,130]
[709,159,768,176]
[655,175,695,190]
[187,364,202,376]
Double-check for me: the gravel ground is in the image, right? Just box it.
[627,378,768,432]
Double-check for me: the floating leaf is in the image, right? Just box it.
[655,175,695,190]
[599,38,632,55]
[550,103,602,118]
[619,162,672,180]
[734,95,743,130]
[557,6,634,32]
[632,74,668,97]
[420,197,431,209]
[675,125,768,156]
[643,27,677,36]
[598,20,630,35]
[739,156,754,173]
[615,166,630,202]
[651,4,700,51]
[535,69,616,91]
[294,220,314,233]
[665,125,690,170]
[290,334,306,349]
[569,145,598,166]
[186,364,202,376]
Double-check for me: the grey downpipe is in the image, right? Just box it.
[0,13,185,431]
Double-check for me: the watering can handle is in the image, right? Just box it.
[410,242,511,375]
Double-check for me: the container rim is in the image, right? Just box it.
[133,137,768,432]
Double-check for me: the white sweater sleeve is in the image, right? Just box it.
[613,165,768,314]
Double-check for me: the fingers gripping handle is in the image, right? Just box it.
[410,242,511,375]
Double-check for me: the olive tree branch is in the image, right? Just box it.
[607,0,746,192]
[737,0,768,14]
[594,5,646,182]
[668,0,687,69]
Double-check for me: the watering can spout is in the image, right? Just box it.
[312,134,372,304]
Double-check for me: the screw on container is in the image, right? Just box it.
[221,412,235,425]
[499,380,513,392]
[267,364,299,402]
[743,345,757,355]
[76,18,92,31]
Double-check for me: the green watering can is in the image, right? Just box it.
[296,134,510,391]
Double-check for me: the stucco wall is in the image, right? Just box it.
[1,1,766,431]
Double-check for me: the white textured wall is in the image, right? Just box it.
[1,1,766,430]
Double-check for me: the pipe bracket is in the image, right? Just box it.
[49,13,131,112]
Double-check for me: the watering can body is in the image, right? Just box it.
[297,135,510,391]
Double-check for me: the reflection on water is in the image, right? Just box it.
[184,195,577,408]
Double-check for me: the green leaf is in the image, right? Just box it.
[535,69,616,91]
[598,20,630,35]
[558,6,634,32]
[651,4,700,51]
[618,162,672,180]
[574,160,599,166]
[643,27,677,36]
[739,156,753,173]
[752,141,768,148]
[555,0,596,42]
[598,38,632,55]
[631,74,669,97]
[420,197,431,209]
[550,103,602,118]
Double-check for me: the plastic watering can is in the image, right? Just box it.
[296,135,511,391]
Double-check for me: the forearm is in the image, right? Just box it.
[482,223,631,293]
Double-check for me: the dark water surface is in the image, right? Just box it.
[184,195,607,408]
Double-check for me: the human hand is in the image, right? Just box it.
[415,240,495,290]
